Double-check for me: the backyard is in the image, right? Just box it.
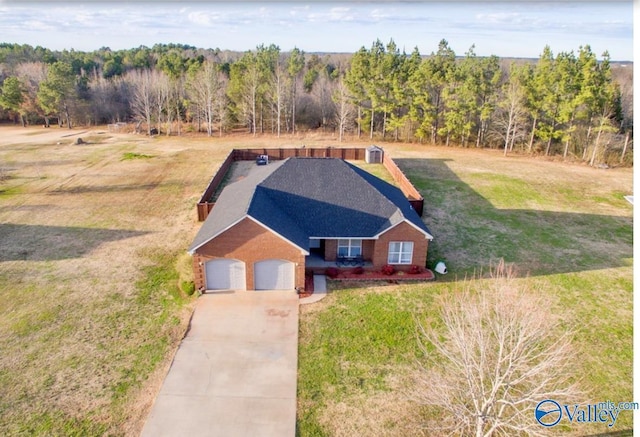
[0,126,633,436]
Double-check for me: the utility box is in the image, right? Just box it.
[365,145,383,164]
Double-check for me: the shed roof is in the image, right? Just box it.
[188,158,432,254]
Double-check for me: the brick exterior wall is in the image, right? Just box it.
[192,217,305,291]
[372,221,429,270]
[362,240,375,260]
[319,229,427,271]
[324,239,337,261]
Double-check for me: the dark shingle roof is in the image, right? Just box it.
[189,157,432,253]
[188,160,287,252]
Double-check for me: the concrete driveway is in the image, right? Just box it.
[141,291,299,437]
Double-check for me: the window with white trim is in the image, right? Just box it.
[337,239,362,258]
[387,241,413,264]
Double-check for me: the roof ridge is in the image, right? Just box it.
[343,160,433,238]
[342,159,403,211]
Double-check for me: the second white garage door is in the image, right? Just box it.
[205,259,246,291]
[254,259,295,290]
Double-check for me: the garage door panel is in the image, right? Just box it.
[254,259,295,290]
[205,259,246,290]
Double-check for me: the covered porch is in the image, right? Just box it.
[305,253,373,273]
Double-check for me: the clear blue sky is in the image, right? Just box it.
[0,1,634,61]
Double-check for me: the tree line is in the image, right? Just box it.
[0,40,633,165]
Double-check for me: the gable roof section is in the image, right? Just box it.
[256,158,403,238]
[189,157,432,254]
[345,162,433,239]
[188,159,289,253]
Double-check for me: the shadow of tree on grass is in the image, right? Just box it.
[395,158,632,279]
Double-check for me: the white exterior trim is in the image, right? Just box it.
[372,219,433,240]
[309,236,376,240]
[189,215,309,255]
[188,216,247,254]
[387,241,414,265]
[337,238,363,258]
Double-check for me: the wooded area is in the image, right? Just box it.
[0,40,633,165]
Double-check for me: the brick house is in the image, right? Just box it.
[188,157,433,291]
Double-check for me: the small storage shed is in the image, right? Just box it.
[365,145,384,163]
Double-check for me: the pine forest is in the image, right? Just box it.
[0,40,633,166]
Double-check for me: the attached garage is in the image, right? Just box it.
[205,259,246,291]
[254,259,295,290]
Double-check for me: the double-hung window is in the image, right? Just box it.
[388,241,413,264]
[337,239,362,258]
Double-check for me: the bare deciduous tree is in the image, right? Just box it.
[88,71,130,125]
[494,71,528,156]
[311,69,336,132]
[187,61,228,137]
[127,69,155,135]
[154,72,170,135]
[270,60,286,137]
[413,260,580,437]
[332,77,354,142]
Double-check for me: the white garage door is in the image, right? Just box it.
[254,259,295,290]
[205,259,246,290]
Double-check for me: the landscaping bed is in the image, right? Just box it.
[299,273,315,298]
[325,266,435,282]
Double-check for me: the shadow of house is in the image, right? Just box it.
[0,224,149,262]
[394,158,632,278]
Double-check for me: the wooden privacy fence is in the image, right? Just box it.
[196,150,235,221]
[197,147,424,221]
[382,154,424,216]
[232,147,367,161]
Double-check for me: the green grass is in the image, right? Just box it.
[352,161,396,185]
[297,154,633,436]
[121,151,154,160]
[106,249,191,408]
[298,276,633,435]
[298,285,432,435]
[0,183,21,198]
[300,290,417,390]
[0,249,194,436]
[465,172,550,209]
[414,169,632,277]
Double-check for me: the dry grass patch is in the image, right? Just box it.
[319,385,422,437]
[0,126,235,435]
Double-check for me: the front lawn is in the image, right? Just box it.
[297,146,633,436]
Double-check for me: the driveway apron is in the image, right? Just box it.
[141,291,299,437]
